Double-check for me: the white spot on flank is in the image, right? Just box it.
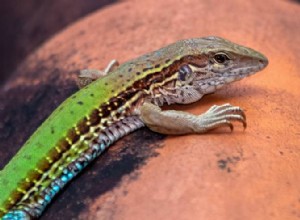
[204,85,216,94]
[225,77,235,83]
[200,84,209,90]
[216,84,224,89]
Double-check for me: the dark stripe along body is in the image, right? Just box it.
[0,38,217,218]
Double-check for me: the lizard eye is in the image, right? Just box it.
[213,53,230,64]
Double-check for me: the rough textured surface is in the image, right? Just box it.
[0,0,299,219]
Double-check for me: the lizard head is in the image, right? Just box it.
[149,36,268,105]
[175,37,268,97]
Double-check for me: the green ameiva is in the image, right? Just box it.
[0,36,268,219]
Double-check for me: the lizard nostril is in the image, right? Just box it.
[259,59,268,66]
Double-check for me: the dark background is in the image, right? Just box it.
[0,0,116,85]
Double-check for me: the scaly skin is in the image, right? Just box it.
[0,36,268,219]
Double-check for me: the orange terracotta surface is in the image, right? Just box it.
[1,0,300,220]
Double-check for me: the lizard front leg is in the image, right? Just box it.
[77,59,119,88]
[140,102,246,135]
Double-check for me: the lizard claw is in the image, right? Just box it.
[199,103,247,132]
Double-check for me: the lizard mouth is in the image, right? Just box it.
[220,60,268,80]
[232,62,267,76]
[194,62,267,95]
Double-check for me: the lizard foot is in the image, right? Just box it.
[198,103,247,132]
[77,59,119,88]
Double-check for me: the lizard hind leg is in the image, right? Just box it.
[77,59,119,88]
[140,102,246,135]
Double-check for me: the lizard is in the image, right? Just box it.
[0,36,268,219]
